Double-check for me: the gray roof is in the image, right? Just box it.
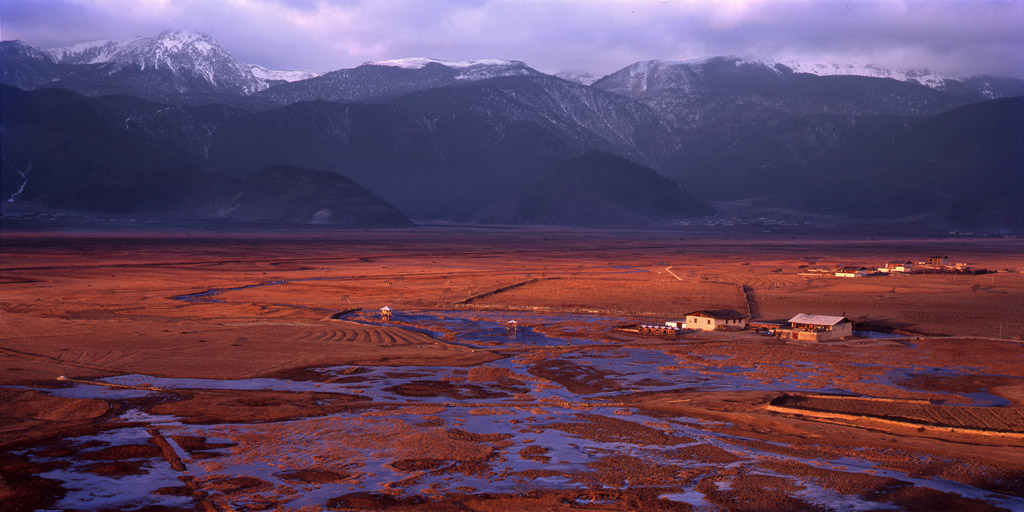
[687,309,747,320]
[788,314,849,326]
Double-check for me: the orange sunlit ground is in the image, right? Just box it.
[2,227,1023,511]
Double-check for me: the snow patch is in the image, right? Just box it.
[6,163,31,203]
[612,56,958,91]
[770,59,954,89]
[249,64,318,82]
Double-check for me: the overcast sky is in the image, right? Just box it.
[2,0,1022,78]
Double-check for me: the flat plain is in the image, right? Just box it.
[2,226,1023,511]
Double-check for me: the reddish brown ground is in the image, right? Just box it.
[2,227,1024,511]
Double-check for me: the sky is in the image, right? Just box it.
[2,0,1022,78]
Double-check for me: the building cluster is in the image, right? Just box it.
[656,310,856,341]
[800,255,985,278]
[380,304,860,343]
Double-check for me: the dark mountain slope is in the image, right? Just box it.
[471,152,713,226]
[209,75,675,218]
[389,76,676,167]
[0,85,209,212]
[206,96,579,218]
[0,41,62,90]
[257,59,543,104]
[657,114,912,201]
[808,96,1024,231]
[0,86,410,226]
[87,94,244,164]
[199,166,412,226]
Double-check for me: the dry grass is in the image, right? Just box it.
[752,273,1024,337]
[475,276,747,318]
[3,228,1024,511]
[3,229,1024,386]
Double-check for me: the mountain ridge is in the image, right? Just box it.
[6,30,1023,108]
[2,30,1022,232]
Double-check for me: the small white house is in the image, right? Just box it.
[684,310,748,331]
[835,266,868,278]
[665,320,687,329]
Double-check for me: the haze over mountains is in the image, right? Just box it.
[1,31,1022,231]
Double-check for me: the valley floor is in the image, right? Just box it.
[1,227,1023,511]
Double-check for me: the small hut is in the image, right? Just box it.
[506,320,518,334]
[380,306,393,320]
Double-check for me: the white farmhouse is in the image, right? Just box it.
[684,310,748,331]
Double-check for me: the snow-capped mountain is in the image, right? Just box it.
[0,31,317,104]
[45,31,267,95]
[592,56,1023,130]
[257,57,545,104]
[595,57,1024,103]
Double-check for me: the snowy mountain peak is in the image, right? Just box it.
[46,31,224,67]
[153,30,218,53]
[36,30,322,95]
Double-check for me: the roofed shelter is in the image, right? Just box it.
[779,314,852,341]
[684,309,748,331]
